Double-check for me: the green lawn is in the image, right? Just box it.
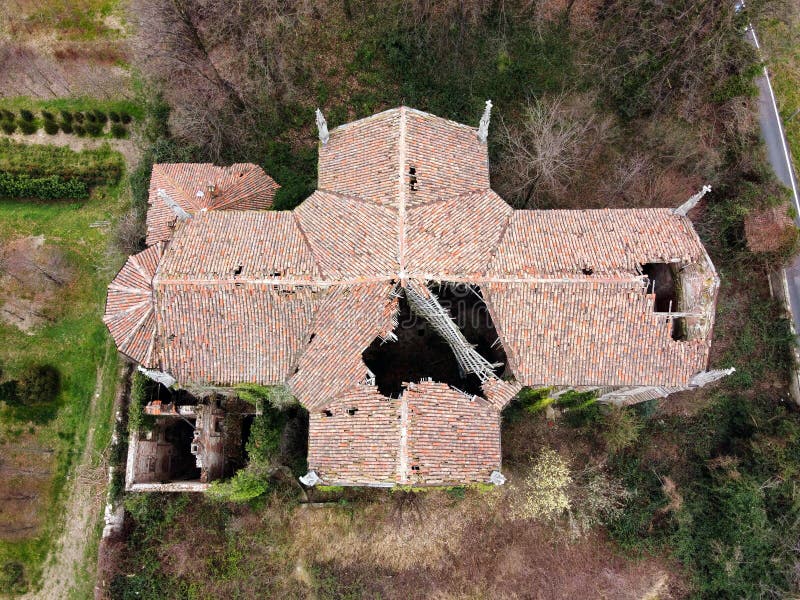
[0,178,126,592]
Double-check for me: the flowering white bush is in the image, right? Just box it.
[512,448,573,521]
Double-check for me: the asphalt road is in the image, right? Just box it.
[746,27,800,336]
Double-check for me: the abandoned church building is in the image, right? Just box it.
[104,105,728,491]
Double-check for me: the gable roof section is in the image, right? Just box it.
[404,381,500,485]
[488,209,707,279]
[307,385,401,486]
[103,243,163,367]
[318,109,401,207]
[317,107,489,210]
[157,283,324,385]
[405,189,512,277]
[404,108,489,207]
[156,211,319,282]
[483,280,709,387]
[146,163,278,245]
[294,190,399,279]
[307,380,501,486]
[289,282,399,410]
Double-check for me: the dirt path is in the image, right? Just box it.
[21,341,114,600]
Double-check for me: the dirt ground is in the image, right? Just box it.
[6,131,140,169]
[0,436,56,543]
[20,347,112,600]
[0,1,132,100]
[0,236,74,333]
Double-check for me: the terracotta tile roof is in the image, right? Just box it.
[146,163,278,245]
[488,209,706,279]
[289,282,399,410]
[404,381,500,485]
[403,108,490,207]
[405,189,512,277]
[157,283,323,385]
[103,243,163,367]
[105,107,722,486]
[157,211,319,282]
[307,385,401,485]
[483,280,709,387]
[294,190,399,279]
[307,381,501,486]
[318,109,401,208]
[481,378,523,410]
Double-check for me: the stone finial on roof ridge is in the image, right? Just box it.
[316,108,329,145]
[673,184,712,216]
[477,99,492,143]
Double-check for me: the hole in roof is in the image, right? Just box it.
[233,265,243,276]
[309,333,316,343]
[641,262,678,313]
[411,465,420,471]
[671,316,687,341]
[362,283,506,397]
[322,410,333,417]
[582,267,593,276]
[409,166,418,191]
[347,407,358,416]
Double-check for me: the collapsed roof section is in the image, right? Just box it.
[146,163,279,245]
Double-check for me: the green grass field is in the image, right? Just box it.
[0,175,125,592]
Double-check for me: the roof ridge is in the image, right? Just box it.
[153,164,199,212]
[397,106,408,276]
[312,188,398,215]
[482,206,515,276]
[293,210,327,281]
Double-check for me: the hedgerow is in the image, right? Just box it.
[0,173,88,200]
[0,139,123,185]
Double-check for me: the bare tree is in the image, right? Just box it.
[496,93,613,207]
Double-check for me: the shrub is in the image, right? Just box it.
[0,109,14,121]
[74,111,85,123]
[19,109,34,122]
[93,110,108,124]
[109,111,121,122]
[73,124,86,136]
[601,407,642,454]
[59,120,73,134]
[512,448,573,521]
[110,122,128,138]
[1,120,16,134]
[17,364,61,405]
[41,110,54,120]
[84,121,103,137]
[120,111,132,124]
[16,119,37,134]
[569,465,631,537]
[0,173,88,200]
[128,371,156,433]
[0,561,27,595]
[59,110,73,123]
[0,380,18,404]
[208,468,270,503]
[0,139,123,185]
[43,119,59,135]
[85,111,97,123]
